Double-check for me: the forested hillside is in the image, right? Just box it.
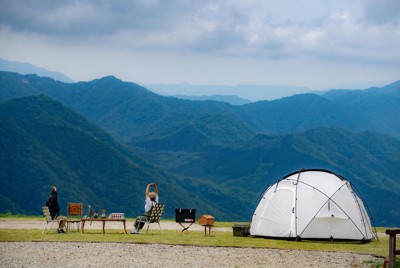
[0,95,214,218]
[132,127,400,225]
[0,72,399,225]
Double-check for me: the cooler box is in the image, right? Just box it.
[232,224,250,237]
[175,208,196,223]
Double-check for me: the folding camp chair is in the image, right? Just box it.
[138,203,164,234]
[42,206,58,234]
[66,203,83,232]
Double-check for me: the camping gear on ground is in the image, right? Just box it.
[42,206,58,234]
[198,214,215,226]
[137,203,164,234]
[175,208,196,233]
[109,213,125,219]
[66,202,83,232]
[87,205,92,218]
[232,224,250,237]
[199,214,215,236]
[250,169,377,241]
[101,209,106,218]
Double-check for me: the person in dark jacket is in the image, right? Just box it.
[46,186,67,233]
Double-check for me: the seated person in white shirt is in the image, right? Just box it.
[131,182,159,234]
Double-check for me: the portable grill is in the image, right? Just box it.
[175,208,196,233]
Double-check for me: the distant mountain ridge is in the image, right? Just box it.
[1,72,399,140]
[0,58,74,83]
[172,94,252,105]
[0,71,399,225]
[147,83,311,101]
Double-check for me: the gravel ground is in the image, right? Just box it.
[0,241,379,268]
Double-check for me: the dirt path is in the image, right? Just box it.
[0,219,231,232]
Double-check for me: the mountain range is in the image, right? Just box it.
[0,58,74,83]
[171,94,252,105]
[0,71,399,225]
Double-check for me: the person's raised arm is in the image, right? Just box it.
[153,183,158,195]
[146,182,158,197]
[145,183,151,197]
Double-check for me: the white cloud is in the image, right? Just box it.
[0,0,399,89]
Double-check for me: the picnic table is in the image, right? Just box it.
[80,218,127,235]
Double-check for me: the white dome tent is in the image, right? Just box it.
[250,169,377,241]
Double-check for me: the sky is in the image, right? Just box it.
[0,0,399,93]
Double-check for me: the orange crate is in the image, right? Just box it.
[198,215,215,226]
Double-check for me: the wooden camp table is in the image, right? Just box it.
[80,218,127,235]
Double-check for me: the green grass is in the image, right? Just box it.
[1,218,399,267]
[0,213,43,220]
[0,228,389,255]
[0,227,396,257]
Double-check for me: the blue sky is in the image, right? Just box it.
[0,0,399,92]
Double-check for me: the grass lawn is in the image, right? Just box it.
[0,227,397,258]
[0,228,391,256]
[1,216,399,267]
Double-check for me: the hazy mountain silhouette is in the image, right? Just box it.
[0,58,73,83]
